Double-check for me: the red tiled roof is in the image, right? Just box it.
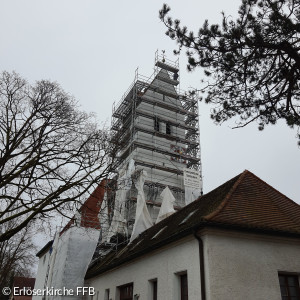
[205,171,300,233]
[37,180,111,257]
[80,180,107,229]
[60,179,110,236]
[86,170,300,279]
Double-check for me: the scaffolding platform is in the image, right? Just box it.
[155,60,179,73]
[105,51,202,250]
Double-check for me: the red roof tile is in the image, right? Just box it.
[206,171,300,233]
[80,180,107,229]
[60,179,110,236]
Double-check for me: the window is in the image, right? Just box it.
[279,273,300,300]
[149,279,157,300]
[104,289,109,300]
[151,226,167,240]
[152,280,157,300]
[119,283,133,300]
[154,117,159,132]
[179,211,196,226]
[180,274,188,300]
[166,122,171,135]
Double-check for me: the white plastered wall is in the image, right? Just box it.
[85,236,201,300]
[202,229,300,300]
[33,250,51,300]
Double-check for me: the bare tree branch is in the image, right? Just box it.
[159,0,300,144]
[0,71,119,242]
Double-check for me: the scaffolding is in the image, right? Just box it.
[98,51,202,252]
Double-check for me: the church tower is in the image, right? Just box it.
[105,52,202,242]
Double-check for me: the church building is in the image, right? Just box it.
[33,53,300,300]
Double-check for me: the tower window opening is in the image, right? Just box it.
[154,117,160,132]
[166,122,171,135]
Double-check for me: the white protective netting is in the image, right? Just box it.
[156,186,176,223]
[130,170,153,242]
[185,186,202,205]
[46,226,100,300]
[105,159,135,242]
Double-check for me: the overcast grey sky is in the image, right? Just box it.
[1,0,299,205]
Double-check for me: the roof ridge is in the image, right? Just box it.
[204,170,248,221]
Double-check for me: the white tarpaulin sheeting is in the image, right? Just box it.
[99,191,110,240]
[46,226,100,300]
[156,186,175,223]
[106,159,135,242]
[185,186,202,205]
[130,170,153,242]
[105,209,127,242]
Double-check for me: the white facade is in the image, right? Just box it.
[34,246,52,300]
[85,229,300,300]
[202,229,300,300]
[85,236,201,300]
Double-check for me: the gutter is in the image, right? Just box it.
[86,220,300,279]
[193,229,206,300]
[86,226,194,279]
[36,240,53,257]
